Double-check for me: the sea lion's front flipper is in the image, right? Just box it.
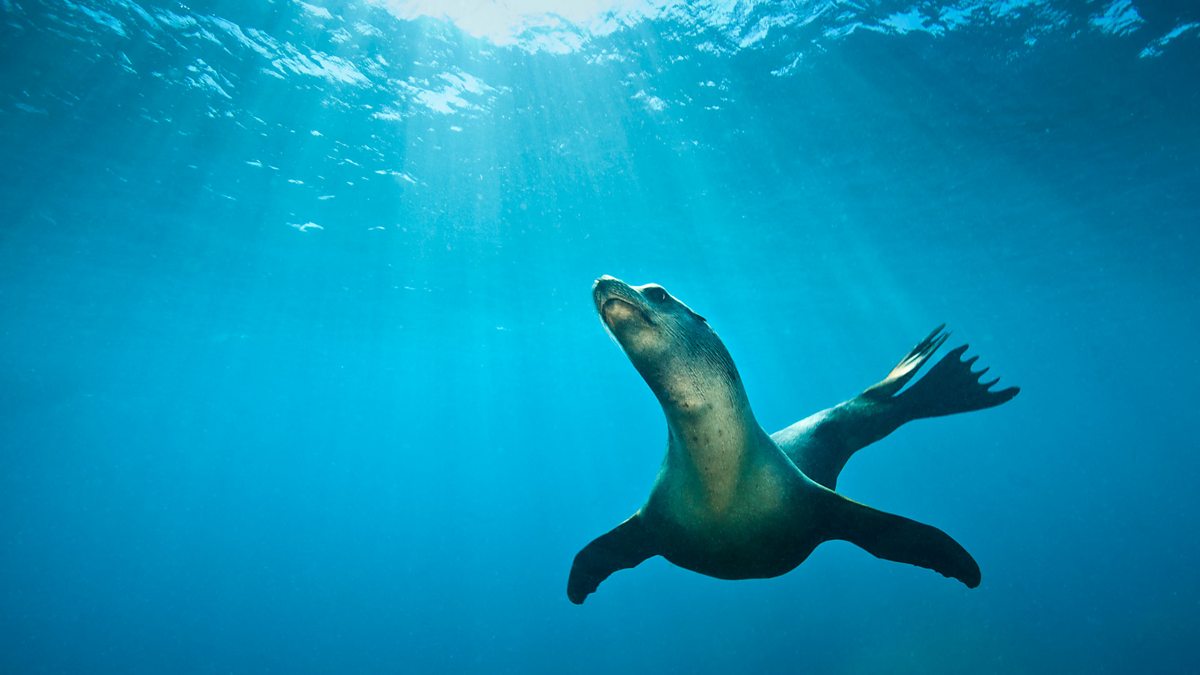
[822,492,981,588]
[568,514,657,604]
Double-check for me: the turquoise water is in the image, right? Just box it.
[1,1,1198,672]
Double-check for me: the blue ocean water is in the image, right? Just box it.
[1,0,1198,672]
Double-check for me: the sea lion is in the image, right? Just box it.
[568,276,1018,604]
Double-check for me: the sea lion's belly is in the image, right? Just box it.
[643,454,823,579]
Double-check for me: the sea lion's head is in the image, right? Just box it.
[593,275,742,412]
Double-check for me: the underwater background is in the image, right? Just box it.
[1,0,1198,672]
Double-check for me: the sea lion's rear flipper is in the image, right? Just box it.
[823,492,981,588]
[861,324,951,399]
[861,325,1020,418]
[568,514,656,604]
[881,340,1020,420]
[775,326,1019,490]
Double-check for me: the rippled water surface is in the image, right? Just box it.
[1,1,1198,672]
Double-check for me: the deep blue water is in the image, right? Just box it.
[1,1,1198,672]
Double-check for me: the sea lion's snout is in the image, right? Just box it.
[594,276,653,329]
[601,297,644,329]
[592,275,621,307]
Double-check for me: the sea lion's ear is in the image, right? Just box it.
[568,514,657,604]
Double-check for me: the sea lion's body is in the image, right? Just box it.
[647,427,812,580]
[568,276,1018,604]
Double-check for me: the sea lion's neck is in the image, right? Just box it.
[660,386,757,445]
[655,370,767,509]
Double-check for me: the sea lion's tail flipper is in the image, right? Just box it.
[777,327,1018,490]
[862,324,951,399]
[568,514,657,604]
[823,492,981,588]
[865,326,1019,419]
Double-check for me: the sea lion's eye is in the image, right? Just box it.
[645,287,668,303]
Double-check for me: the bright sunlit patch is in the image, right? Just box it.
[366,0,671,50]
